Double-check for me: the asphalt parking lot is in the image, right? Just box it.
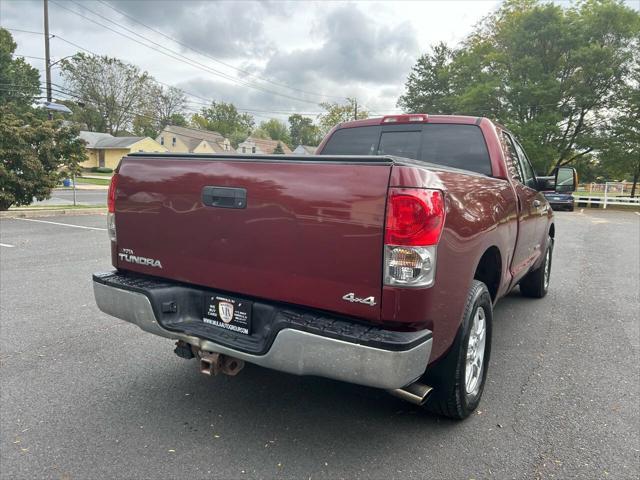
[31,188,108,207]
[1,209,638,479]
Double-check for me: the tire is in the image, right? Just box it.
[422,280,493,420]
[519,237,553,298]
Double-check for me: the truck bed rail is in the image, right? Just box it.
[128,152,397,164]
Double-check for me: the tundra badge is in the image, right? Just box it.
[118,248,163,269]
[342,293,376,306]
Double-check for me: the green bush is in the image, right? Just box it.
[91,167,113,173]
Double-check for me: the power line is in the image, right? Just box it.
[47,82,269,142]
[50,0,323,106]
[95,0,347,102]
[2,27,50,36]
[19,55,46,61]
[4,25,332,117]
[49,36,326,117]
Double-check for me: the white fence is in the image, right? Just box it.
[574,182,639,209]
[579,182,636,196]
[573,195,640,209]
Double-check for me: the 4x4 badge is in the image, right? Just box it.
[342,293,376,306]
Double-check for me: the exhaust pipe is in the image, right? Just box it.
[199,351,245,377]
[388,382,433,406]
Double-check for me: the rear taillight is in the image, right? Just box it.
[107,173,119,242]
[383,188,444,287]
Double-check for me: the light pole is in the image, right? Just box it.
[43,0,52,119]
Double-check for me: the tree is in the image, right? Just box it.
[151,85,186,128]
[0,29,87,210]
[598,65,640,196]
[168,112,188,127]
[191,101,254,140]
[60,53,152,135]
[58,99,107,132]
[288,114,320,146]
[134,84,187,137]
[273,142,285,154]
[0,27,40,115]
[398,0,640,174]
[318,98,368,136]
[0,109,86,210]
[260,118,291,145]
[250,127,271,140]
[397,42,457,115]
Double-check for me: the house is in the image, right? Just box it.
[293,145,317,155]
[156,125,234,154]
[79,131,167,169]
[237,137,293,155]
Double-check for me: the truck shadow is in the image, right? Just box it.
[87,347,466,468]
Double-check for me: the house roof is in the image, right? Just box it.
[296,145,317,154]
[245,137,293,154]
[78,131,113,149]
[79,131,147,149]
[160,125,231,152]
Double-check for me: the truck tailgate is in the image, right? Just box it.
[114,156,392,321]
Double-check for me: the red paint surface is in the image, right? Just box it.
[113,115,553,363]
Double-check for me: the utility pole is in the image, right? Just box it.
[354,98,358,120]
[43,0,52,119]
[43,0,76,205]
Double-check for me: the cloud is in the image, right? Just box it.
[1,0,490,118]
[263,4,420,87]
[106,0,286,59]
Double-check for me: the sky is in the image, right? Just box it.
[1,0,637,124]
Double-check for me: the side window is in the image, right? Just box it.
[501,131,524,183]
[513,140,537,189]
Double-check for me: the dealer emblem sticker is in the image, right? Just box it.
[218,301,234,323]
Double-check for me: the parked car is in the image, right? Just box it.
[542,191,575,211]
[93,114,576,419]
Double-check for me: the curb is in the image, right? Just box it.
[1,207,107,218]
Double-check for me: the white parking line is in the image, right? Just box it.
[13,217,106,231]
[0,243,15,248]
[635,212,640,216]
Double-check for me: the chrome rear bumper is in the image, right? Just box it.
[93,280,432,390]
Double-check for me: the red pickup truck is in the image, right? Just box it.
[93,114,576,419]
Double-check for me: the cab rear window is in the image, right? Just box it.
[320,124,492,175]
[319,126,380,156]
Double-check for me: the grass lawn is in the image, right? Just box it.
[573,191,632,197]
[75,177,111,186]
[80,170,113,177]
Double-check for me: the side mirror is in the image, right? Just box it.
[537,176,555,191]
[555,166,577,193]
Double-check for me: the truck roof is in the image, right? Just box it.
[338,114,484,129]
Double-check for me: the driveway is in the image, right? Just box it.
[0,210,638,479]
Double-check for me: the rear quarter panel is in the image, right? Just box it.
[384,166,518,362]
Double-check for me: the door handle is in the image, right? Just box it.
[202,186,247,209]
[533,200,541,208]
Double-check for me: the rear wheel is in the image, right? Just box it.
[520,237,553,298]
[422,280,492,420]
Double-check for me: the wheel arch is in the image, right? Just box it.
[474,246,502,302]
